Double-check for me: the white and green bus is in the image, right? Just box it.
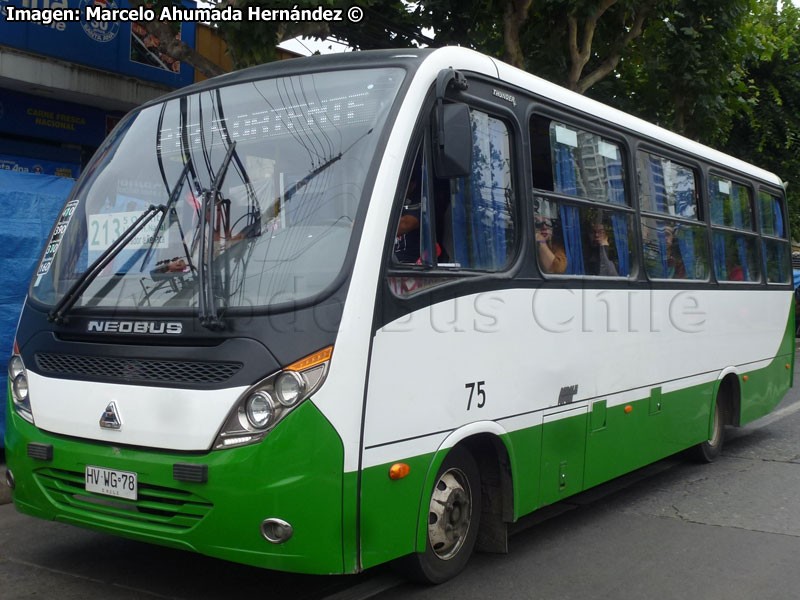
[5,47,794,583]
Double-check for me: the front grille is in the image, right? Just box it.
[35,352,242,385]
[36,468,213,531]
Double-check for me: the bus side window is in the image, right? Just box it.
[392,145,424,265]
[759,190,791,284]
[435,110,516,271]
[709,176,760,283]
[637,151,708,280]
[531,117,633,278]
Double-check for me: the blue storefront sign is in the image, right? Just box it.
[0,0,196,87]
[0,88,115,147]
[0,153,80,177]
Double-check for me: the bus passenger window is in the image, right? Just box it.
[637,152,708,281]
[531,116,633,278]
[440,110,515,271]
[712,230,760,282]
[584,216,619,277]
[641,218,708,280]
[391,110,515,273]
[393,147,424,264]
[710,176,754,231]
[534,200,567,274]
[709,176,760,282]
[759,191,791,284]
[534,197,632,277]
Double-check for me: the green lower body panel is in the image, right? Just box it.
[358,452,436,569]
[5,400,348,575]
[583,382,714,489]
[740,353,794,425]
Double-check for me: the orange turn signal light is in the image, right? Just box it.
[285,346,333,372]
[743,375,749,382]
[389,463,410,480]
[624,405,633,414]
[786,364,791,370]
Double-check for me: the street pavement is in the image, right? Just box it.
[2,359,800,599]
[0,451,9,505]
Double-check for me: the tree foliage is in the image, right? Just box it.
[589,0,800,236]
[721,3,800,236]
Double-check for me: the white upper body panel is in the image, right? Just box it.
[28,372,246,451]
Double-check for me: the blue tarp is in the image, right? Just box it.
[1,170,74,447]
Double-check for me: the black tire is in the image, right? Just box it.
[691,398,725,462]
[396,446,481,584]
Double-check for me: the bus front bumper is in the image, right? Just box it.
[4,398,348,575]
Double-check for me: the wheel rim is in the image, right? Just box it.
[709,402,722,447]
[427,467,472,560]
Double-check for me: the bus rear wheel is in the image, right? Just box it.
[692,398,725,462]
[399,446,481,584]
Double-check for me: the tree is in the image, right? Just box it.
[590,0,800,235]
[721,2,800,236]
[415,0,666,93]
[590,0,767,142]
[134,0,671,99]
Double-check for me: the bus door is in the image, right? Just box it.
[539,404,588,506]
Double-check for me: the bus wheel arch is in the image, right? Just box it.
[717,372,741,427]
[399,426,514,583]
[692,371,740,462]
[460,433,514,554]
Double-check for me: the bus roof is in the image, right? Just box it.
[148,46,782,188]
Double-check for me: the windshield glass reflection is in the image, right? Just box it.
[33,67,405,312]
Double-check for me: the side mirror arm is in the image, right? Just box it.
[435,69,469,148]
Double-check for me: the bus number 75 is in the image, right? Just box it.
[465,381,486,410]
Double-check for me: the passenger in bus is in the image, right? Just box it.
[535,215,567,273]
[728,263,745,281]
[664,226,686,279]
[584,218,618,276]
[394,175,421,264]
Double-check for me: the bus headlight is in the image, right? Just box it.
[8,353,34,424]
[214,346,332,450]
[12,373,28,402]
[8,355,24,380]
[275,371,305,407]
[245,391,275,429]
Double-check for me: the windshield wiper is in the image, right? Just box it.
[48,203,170,324]
[141,158,195,272]
[198,141,237,330]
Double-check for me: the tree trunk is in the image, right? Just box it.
[503,0,534,70]
[565,0,656,95]
[565,0,616,92]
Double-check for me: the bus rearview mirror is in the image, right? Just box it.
[434,103,472,179]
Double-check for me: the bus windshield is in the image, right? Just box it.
[31,67,405,311]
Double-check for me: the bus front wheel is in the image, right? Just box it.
[400,446,481,584]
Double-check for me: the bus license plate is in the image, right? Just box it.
[85,465,138,501]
